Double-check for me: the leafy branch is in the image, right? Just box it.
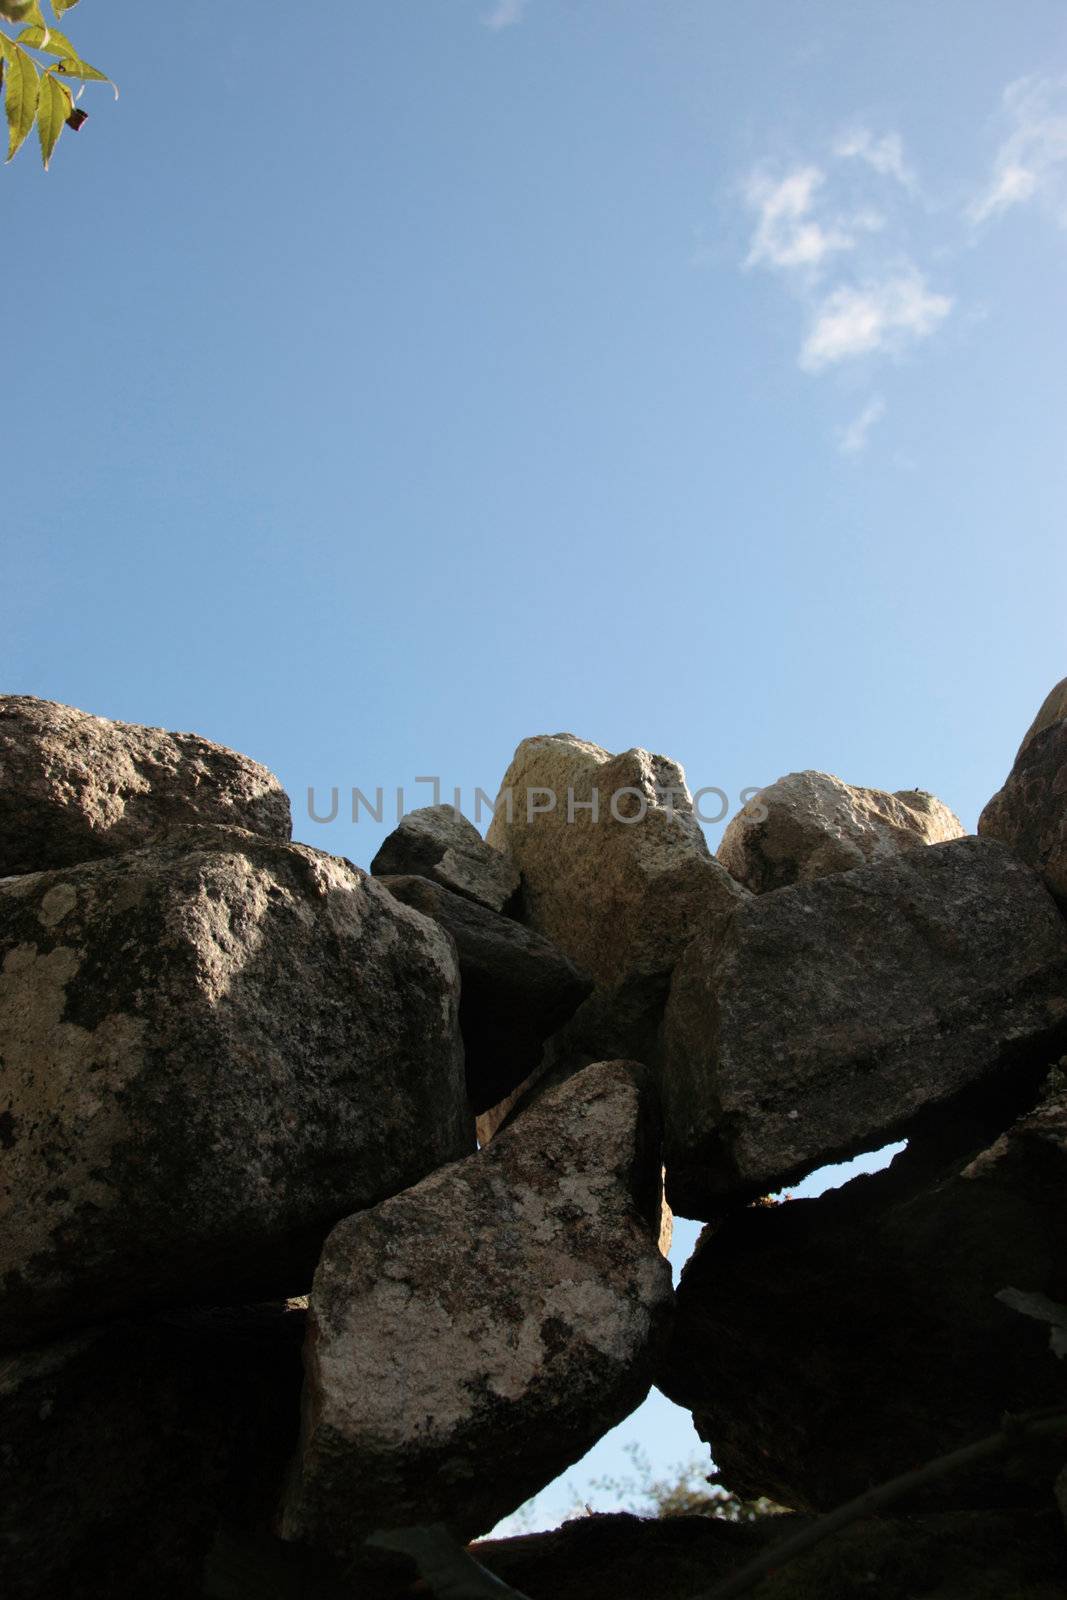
[0,0,114,170]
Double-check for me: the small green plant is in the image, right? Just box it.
[576,1442,785,1524]
[0,0,114,169]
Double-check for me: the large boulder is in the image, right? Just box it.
[0,828,470,1347]
[980,718,1067,904]
[717,770,963,894]
[371,805,520,914]
[662,836,1067,1215]
[0,1301,305,1600]
[376,874,591,1113]
[486,735,747,1061]
[279,1061,673,1566]
[657,1085,1067,1512]
[0,696,291,876]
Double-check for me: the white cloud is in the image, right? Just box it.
[837,395,886,454]
[744,166,875,273]
[482,0,527,29]
[835,128,916,190]
[969,76,1067,225]
[800,271,952,371]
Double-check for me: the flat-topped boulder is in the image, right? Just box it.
[0,696,291,876]
[371,804,519,914]
[0,828,470,1347]
[662,836,1067,1214]
[376,873,592,1113]
[279,1061,673,1565]
[717,770,964,894]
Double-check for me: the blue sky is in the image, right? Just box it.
[5,0,1067,1534]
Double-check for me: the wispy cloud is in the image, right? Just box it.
[969,76,1067,225]
[837,395,886,455]
[744,166,881,274]
[834,128,916,190]
[482,0,528,29]
[801,270,953,371]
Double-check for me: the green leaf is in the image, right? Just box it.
[51,0,79,14]
[0,36,40,161]
[17,24,114,94]
[36,64,68,166]
[0,1,45,24]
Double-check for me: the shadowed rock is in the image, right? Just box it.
[0,696,291,876]
[0,829,470,1347]
[657,1085,1067,1512]
[0,1301,306,1600]
[279,1061,673,1565]
[717,770,963,894]
[662,835,1067,1216]
[376,874,591,1113]
[371,805,520,914]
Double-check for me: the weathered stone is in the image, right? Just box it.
[376,874,591,1113]
[486,735,747,1064]
[371,805,520,914]
[717,770,964,894]
[280,1061,673,1563]
[980,719,1067,903]
[1017,676,1067,759]
[0,1301,305,1600]
[0,829,470,1347]
[662,836,1067,1215]
[476,1509,1067,1600]
[658,1086,1067,1512]
[0,696,291,876]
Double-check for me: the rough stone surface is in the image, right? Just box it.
[1017,676,1067,759]
[0,1301,305,1600]
[662,835,1067,1215]
[371,805,520,914]
[376,874,591,1113]
[980,718,1067,903]
[0,828,470,1347]
[280,1061,674,1563]
[717,770,964,894]
[0,695,291,876]
[486,735,747,1073]
[658,1085,1067,1512]
[475,1509,1067,1600]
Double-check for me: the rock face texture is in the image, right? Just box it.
[0,696,291,877]
[0,1302,305,1600]
[717,770,964,894]
[475,1508,1067,1600]
[371,804,520,914]
[280,1061,673,1563]
[485,735,747,1076]
[662,836,1067,1215]
[1016,675,1067,758]
[657,1086,1067,1513]
[980,718,1067,903]
[377,873,591,1113]
[0,829,470,1347]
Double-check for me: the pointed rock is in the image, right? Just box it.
[280,1061,673,1564]
[0,696,291,876]
[980,717,1067,904]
